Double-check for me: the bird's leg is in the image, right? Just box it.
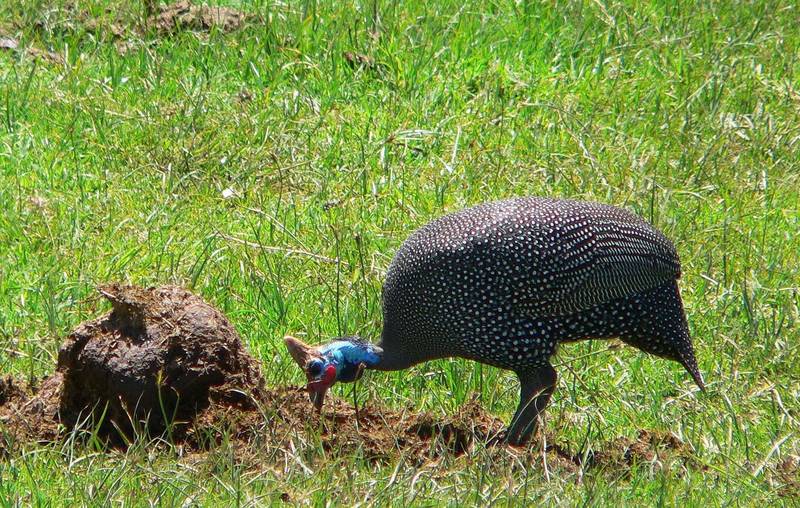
[352,363,366,423]
[506,364,557,446]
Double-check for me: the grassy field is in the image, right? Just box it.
[1,0,799,504]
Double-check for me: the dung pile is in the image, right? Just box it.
[57,284,266,438]
[1,285,266,446]
[148,0,248,34]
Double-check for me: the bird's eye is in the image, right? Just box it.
[307,360,323,377]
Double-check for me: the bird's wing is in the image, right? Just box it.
[513,214,681,318]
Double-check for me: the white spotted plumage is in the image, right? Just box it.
[378,197,703,386]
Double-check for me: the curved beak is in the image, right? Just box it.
[309,385,328,411]
[306,364,337,412]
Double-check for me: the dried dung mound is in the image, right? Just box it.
[0,285,265,447]
[56,284,266,438]
[149,1,247,34]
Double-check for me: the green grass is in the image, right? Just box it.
[1,0,799,504]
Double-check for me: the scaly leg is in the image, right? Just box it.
[506,364,557,446]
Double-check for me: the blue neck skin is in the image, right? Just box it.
[319,340,382,382]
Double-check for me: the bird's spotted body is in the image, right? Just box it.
[286,197,704,445]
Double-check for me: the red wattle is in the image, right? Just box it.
[323,364,337,383]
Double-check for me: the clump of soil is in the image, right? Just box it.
[60,284,265,438]
[772,456,800,498]
[192,388,508,463]
[148,0,247,34]
[0,285,265,446]
[0,376,25,406]
[0,373,64,453]
[580,428,705,476]
[0,35,63,64]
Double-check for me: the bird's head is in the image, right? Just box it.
[284,335,383,411]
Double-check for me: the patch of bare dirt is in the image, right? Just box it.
[0,373,63,453]
[83,18,126,39]
[0,35,63,64]
[584,428,705,475]
[772,456,800,498]
[342,51,388,77]
[0,376,25,406]
[187,388,509,464]
[148,0,247,35]
[343,51,375,70]
[5,1,249,58]
[0,37,18,51]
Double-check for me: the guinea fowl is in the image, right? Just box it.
[285,197,705,445]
